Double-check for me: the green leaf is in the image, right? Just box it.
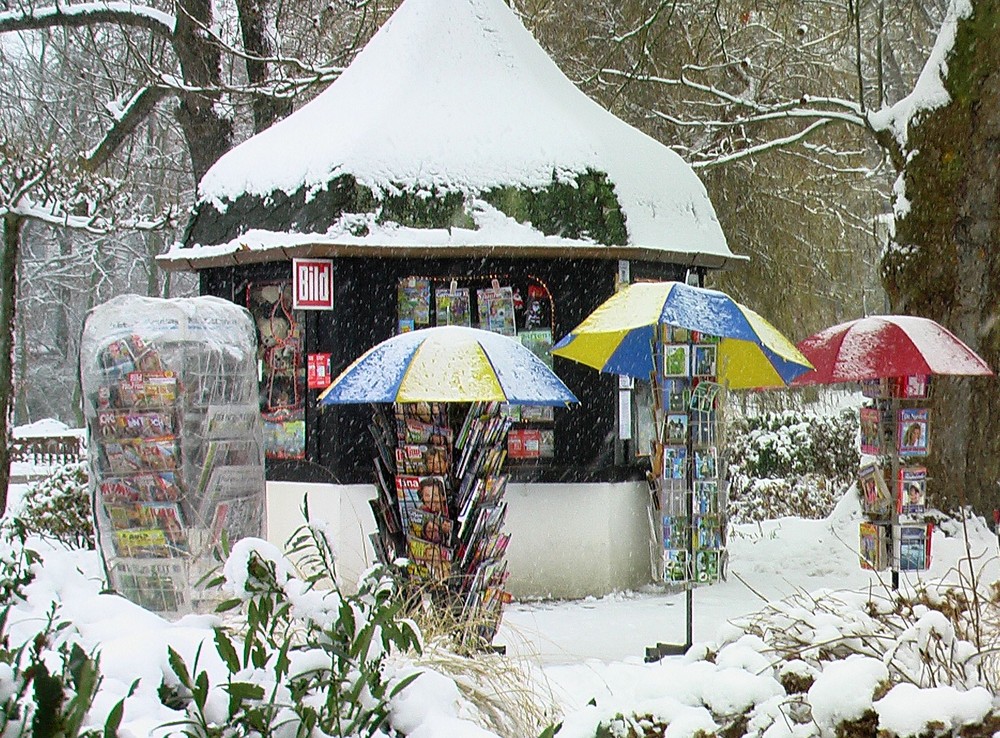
[388,671,421,699]
[225,681,265,702]
[214,629,240,673]
[167,647,192,688]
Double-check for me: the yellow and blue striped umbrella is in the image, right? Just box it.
[318,325,578,405]
[552,281,812,389]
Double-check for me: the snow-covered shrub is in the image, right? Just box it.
[14,462,92,550]
[727,409,858,522]
[163,518,422,738]
[0,605,128,738]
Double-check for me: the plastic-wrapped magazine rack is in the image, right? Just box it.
[80,295,265,617]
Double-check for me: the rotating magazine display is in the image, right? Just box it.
[857,377,933,587]
[369,401,513,646]
[652,326,727,587]
[80,295,265,616]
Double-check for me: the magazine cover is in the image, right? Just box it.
[407,510,455,547]
[897,466,927,515]
[395,474,449,527]
[435,287,471,327]
[858,463,892,517]
[662,345,690,377]
[507,428,541,459]
[518,330,554,368]
[897,408,930,456]
[689,381,721,412]
[664,413,688,444]
[96,410,174,440]
[695,481,718,514]
[476,284,517,336]
[662,515,689,549]
[695,515,721,549]
[899,524,931,571]
[100,472,182,504]
[407,538,453,579]
[694,447,717,479]
[696,549,720,582]
[692,345,717,377]
[395,444,451,475]
[666,380,689,412]
[859,522,888,570]
[397,277,431,332]
[892,375,930,399]
[663,549,689,582]
[662,446,687,479]
[859,407,882,455]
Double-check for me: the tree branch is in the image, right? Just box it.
[0,2,175,38]
[81,84,173,172]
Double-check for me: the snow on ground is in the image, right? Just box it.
[5,476,998,737]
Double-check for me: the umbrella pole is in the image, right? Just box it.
[891,395,901,590]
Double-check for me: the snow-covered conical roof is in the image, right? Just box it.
[163,0,741,270]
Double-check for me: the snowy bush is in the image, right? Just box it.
[12,462,92,550]
[164,519,423,737]
[582,577,1000,738]
[727,409,857,522]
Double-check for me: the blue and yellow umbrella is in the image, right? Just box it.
[551,281,811,388]
[318,325,578,405]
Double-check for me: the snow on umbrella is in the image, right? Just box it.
[317,325,578,405]
[551,281,812,388]
[793,315,994,384]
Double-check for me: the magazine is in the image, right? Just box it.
[696,549,720,582]
[899,524,931,571]
[858,463,892,518]
[695,481,718,514]
[395,474,449,528]
[476,284,517,336]
[859,522,888,570]
[694,448,717,479]
[397,277,431,332]
[96,410,174,440]
[662,515,689,549]
[203,404,261,440]
[692,345,717,377]
[664,413,688,444]
[508,428,542,459]
[395,444,451,475]
[897,466,927,515]
[518,330,554,368]
[435,287,471,327]
[111,559,188,613]
[407,537,453,579]
[662,345,690,377]
[99,471,182,504]
[662,446,687,479]
[665,380,689,412]
[859,407,882,455]
[663,549,689,582]
[892,375,930,399]
[102,437,179,475]
[897,408,929,456]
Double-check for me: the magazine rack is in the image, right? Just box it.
[368,401,512,648]
[646,325,727,660]
[857,377,933,588]
[80,295,265,617]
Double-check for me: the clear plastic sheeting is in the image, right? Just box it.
[80,295,264,617]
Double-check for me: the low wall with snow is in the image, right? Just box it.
[265,480,656,599]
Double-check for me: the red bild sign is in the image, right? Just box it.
[293,258,334,310]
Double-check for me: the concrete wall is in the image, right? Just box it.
[265,480,656,599]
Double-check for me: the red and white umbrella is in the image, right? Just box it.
[794,315,993,384]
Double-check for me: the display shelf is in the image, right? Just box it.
[81,296,265,617]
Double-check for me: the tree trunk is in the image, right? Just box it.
[0,215,23,514]
[173,0,235,180]
[882,0,1000,516]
